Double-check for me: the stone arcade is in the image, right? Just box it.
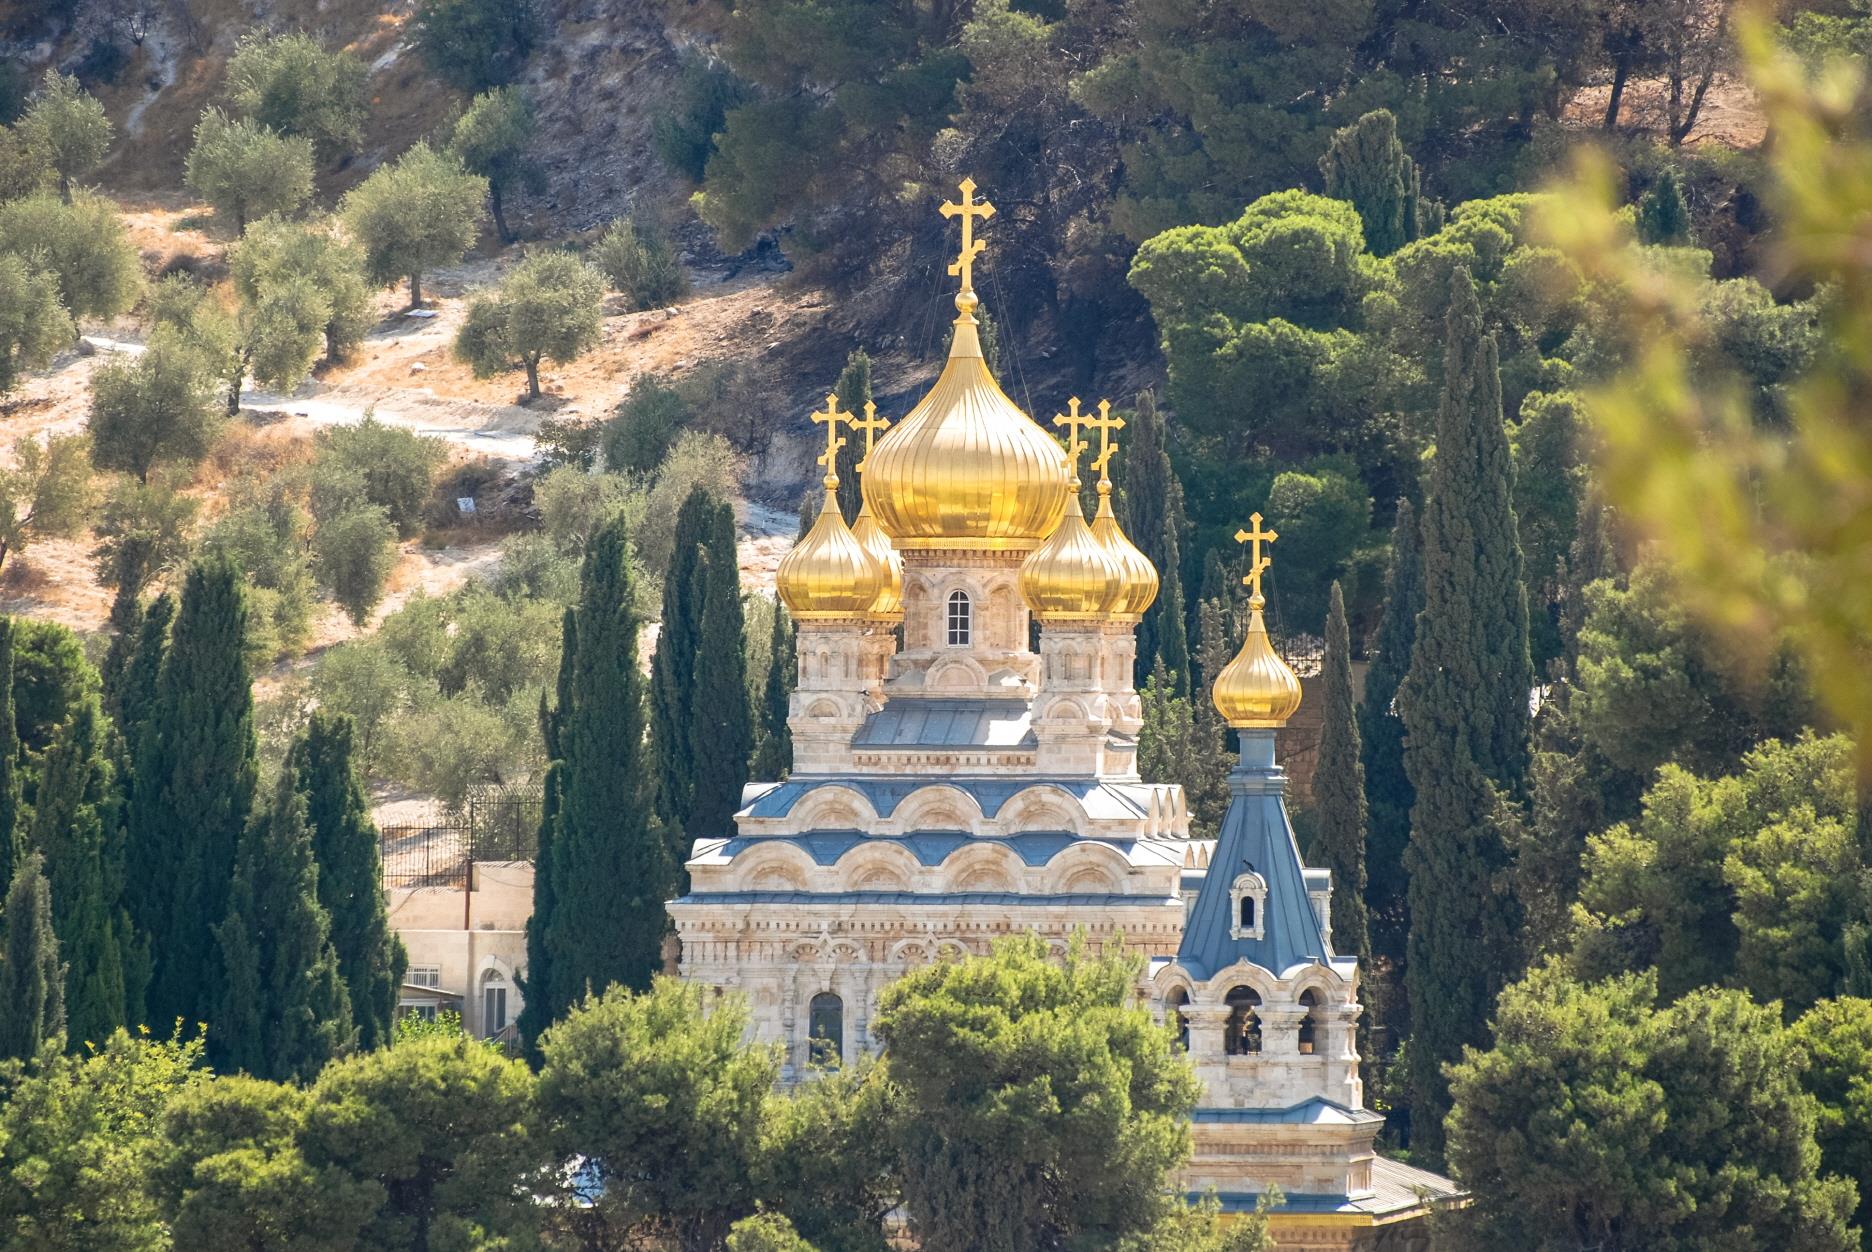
[667,181,1459,1250]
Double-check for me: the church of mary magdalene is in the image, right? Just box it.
[667,182,1462,1249]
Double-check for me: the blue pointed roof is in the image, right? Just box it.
[1175,729,1331,980]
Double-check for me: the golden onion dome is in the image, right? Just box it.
[861,179,1068,552]
[1090,482,1158,619]
[850,500,904,621]
[1212,513,1301,727]
[1019,466,1123,622]
[777,489,886,621]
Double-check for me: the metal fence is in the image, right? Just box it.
[380,784,544,890]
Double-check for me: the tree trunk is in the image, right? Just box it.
[57,170,70,203]
[1671,69,1715,146]
[409,272,423,308]
[524,357,541,401]
[490,183,511,245]
[1604,59,1630,130]
[227,357,244,416]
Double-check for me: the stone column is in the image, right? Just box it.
[1257,1007,1307,1056]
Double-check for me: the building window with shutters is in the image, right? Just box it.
[947,591,972,646]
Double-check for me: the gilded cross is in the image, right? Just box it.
[1235,513,1278,602]
[939,178,996,298]
[851,400,891,472]
[1052,397,1090,476]
[811,393,848,482]
[1086,399,1125,479]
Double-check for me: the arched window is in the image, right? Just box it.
[1166,986,1190,1051]
[1298,989,1321,1056]
[1230,871,1267,942]
[947,591,972,646]
[808,992,844,1067]
[481,970,508,1038]
[1223,985,1262,1056]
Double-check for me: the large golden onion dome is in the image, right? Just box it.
[860,181,1068,552]
[1211,515,1302,728]
[778,402,888,620]
[1018,427,1122,621]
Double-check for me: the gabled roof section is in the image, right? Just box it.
[1174,730,1330,981]
[853,697,1036,749]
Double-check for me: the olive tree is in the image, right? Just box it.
[17,71,110,200]
[183,109,314,234]
[0,255,73,394]
[449,86,544,244]
[223,31,368,159]
[339,143,487,307]
[0,192,142,322]
[453,251,602,400]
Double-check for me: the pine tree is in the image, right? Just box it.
[651,487,716,835]
[1397,268,1533,1165]
[291,712,406,1052]
[0,617,20,904]
[517,608,575,1054]
[30,696,126,1048]
[214,765,355,1081]
[129,557,259,1032]
[1359,499,1421,962]
[1315,583,1371,960]
[750,600,794,780]
[684,498,751,855]
[539,515,668,1024]
[1637,168,1693,246]
[832,348,872,523]
[0,853,64,1059]
[1319,108,1422,256]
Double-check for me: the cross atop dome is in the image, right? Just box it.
[811,392,850,490]
[940,177,996,313]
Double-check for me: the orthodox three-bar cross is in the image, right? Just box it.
[812,393,848,485]
[1236,513,1277,602]
[1052,397,1091,476]
[851,400,891,472]
[940,178,996,298]
[1087,399,1125,481]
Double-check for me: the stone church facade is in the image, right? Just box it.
[666,182,1458,1250]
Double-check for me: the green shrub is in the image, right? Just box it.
[310,415,445,537]
[591,216,689,311]
[412,0,543,94]
[312,502,399,626]
[652,56,750,183]
[600,376,688,474]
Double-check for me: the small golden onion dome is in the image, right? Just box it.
[1090,482,1158,619]
[860,311,1069,552]
[777,490,886,621]
[1212,597,1303,728]
[1019,485,1123,622]
[850,499,904,621]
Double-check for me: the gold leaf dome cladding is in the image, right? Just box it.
[1085,402,1157,618]
[1019,489,1123,621]
[778,493,886,620]
[860,180,1068,552]
[851,502,903,619]
[1212,514,1301,728]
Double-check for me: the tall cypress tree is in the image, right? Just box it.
[99,533,155,717]
[0,853,64,1059]
[1187,597,1234,836]
[1319,109,1424,256]
[650,487,717,834]
[1360,499,1422,962]
[517,608,575,1054]
[832,348,873,523]
[292,712,406,1052]
[1117,390,1187,689]
[684,498,751,855]
[130,557,259,1032]
[1397,268,1532,1164]
[0,617,20,904]
[1315,583,1371,961]
[1154,513,1192,696]
[115,591,173,751]
[750,600,794,780]
[30,696,126,1048]
[214,765,355,1081]
[540,515,668,1022]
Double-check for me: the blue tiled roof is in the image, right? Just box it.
[715,829,1104,867]
[1174,730,1330,980]
[741,775,1153,822]
[1189,1097,1382,1127]
[852,697,1036,748]
[674,890,1182,906]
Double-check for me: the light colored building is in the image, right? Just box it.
[388,859,532,1041]
[668,182,1461,1249]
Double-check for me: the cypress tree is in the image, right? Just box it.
[214,765,355,1081]
[129,557,259,1032]
[650,487,717,834]
[684,498,751,855]
[30,696,126,1047]
[517,608,575,1054]
[1397,268,1533,1164]
[540,515,669,1021]
[1117,390,1185,688]
[0,617,20,904]
[99,532,155,716]
[291,712,406,1052]
[1637,168,1693,246]
[1319,109,1418,256]
[1187,597,1234,836]
[1359,499,1422,962]
[1154,512,1191,696]
[115,591,173,751]
[1315,582,1371,960]
[832,348,872,524]
[750,599,794,780]
[0,853,64,1059]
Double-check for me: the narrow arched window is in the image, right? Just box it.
[1167,986,1191,1051]
[1224,985,1262,1056]
[808,992,844,1067]
[1298,989,1321,1056]
[946,591,972,646]
[1239,895,1256,931]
